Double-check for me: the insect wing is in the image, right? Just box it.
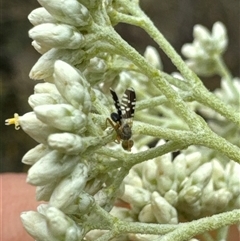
[121,87,136,119]
[110,88,122,120]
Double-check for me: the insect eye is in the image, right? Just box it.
[111,112,120,122]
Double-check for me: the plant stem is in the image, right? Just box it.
[154,210,240,241]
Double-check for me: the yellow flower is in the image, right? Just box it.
[5,113,20,130]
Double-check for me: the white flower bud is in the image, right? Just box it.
[22,143,49,165]
[181,44,198,59]
[34,82,59,94]
[37,203,49,215]
[182,22,228,76]
[29,48,85,80]
[78,192,95,214]
[36,179,60,201]
[21,211,59,241]
[212,159,225,189]
[29,23,85,49]
[128,234,159,241]
[121,185,151,208]
[27,150,80,185]
[110,206,134,222]
[184,151,202,175]
[28,93,65,108]
[144,46,162,69]
[193,25,211,43]
[155,154,174,195]
[93,189,109,208]
[191,162,212,188]
[225,161,240,196]
[46,207,73,237]
[138,203,157,223]
[179,185,201,205]
[212,21,228,52]
[28,7,56,25]
[172,154,187,187]
[34,104,87,133]
[65,226,84,241]
[164,190,178,206]
[151,192,178,224]
[49,163,88,212]
[203,188,232,213]
[123,169,143,188]
[232,195,240,209]
[32,40,51,54]
[48,133,84,154]
[54,60,91,113]
[86,57,106,73]
[18,112,58,144]
[141,159,157,190]
[38,0,90,27]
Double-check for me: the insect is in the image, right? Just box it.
[107,87,136,151]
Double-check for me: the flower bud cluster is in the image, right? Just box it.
[21,205,85,241]
[113,142,240,224]
[4,1,239,239]
[181,22,228,76]
[5,1,141,239]
[198,77,240,146]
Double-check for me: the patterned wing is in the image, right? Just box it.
[121,87,136,119]
[110,88,122,120]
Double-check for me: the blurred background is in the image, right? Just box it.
[1,0,239,172]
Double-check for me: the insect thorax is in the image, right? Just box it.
[118,123,132,140]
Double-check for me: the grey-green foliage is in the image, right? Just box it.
[5,0,240,241]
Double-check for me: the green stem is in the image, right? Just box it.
[134,122,240,163]
[95,25,205,131]
[154,210,240,241]
[117,220,179,235]
[136,93,194,111]
[193,87,240,126]
[214,55,238,95]
[116,4,239,126]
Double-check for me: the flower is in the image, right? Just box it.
[5,0,239,239]
[112,142,240,225]
[181,22,228,76]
